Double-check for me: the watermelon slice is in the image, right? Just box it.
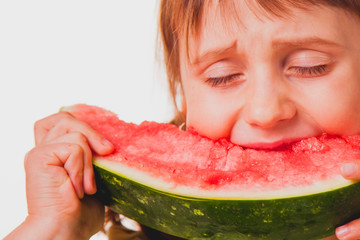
[63,104,360,240]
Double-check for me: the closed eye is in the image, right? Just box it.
[205,74,243,87]
[287,65,328,78]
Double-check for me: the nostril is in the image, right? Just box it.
[244,100,297,129]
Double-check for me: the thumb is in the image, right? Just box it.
[341,161,360,180]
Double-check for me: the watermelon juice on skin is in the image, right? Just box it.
[64,104,360,240]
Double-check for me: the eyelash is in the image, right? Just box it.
[288,65,328,77]
[205,74,241,87]
[205,64,328,87]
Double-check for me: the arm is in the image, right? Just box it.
[5,216,85,240]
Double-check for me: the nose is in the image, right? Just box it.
[243,78,296,129]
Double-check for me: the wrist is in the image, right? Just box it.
[27,215,91,240]
[5,215,90,240]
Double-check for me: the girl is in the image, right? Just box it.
[5,0,360,239]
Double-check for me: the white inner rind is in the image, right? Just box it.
[94,158,356,200]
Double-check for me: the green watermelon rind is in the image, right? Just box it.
[93,161,360,240]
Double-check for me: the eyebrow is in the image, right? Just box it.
[271,37,342,49]
[191,41,238,65]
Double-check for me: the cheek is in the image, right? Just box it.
[302,74,360,135]
[314,96,360,135]
[185,86,241,140]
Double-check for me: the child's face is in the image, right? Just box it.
[179,2,360,149]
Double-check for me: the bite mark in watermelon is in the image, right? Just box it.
[63,104,360,240]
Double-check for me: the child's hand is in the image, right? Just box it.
[335,161,360,240]
[5,112,114,240]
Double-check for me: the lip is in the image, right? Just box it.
[240,138,304,150]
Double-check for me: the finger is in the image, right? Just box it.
[336,218,360,240]
[340,160,360,180]
[36,111,114,155]
[47,132,96,195]
[62,144,85,199]
[25,143,85,199]
[34,112,74,146]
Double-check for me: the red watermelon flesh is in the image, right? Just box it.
[66,104,360,199]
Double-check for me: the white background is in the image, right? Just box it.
[0,0,173,238]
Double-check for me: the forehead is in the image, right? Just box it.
[196,1,337,38]
[183,1,354,63]
[193,0,357,26]
[187,0,321,38]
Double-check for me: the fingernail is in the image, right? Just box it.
[341,163,357,177]
[102,138,113,147]
[336,225,349,239]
